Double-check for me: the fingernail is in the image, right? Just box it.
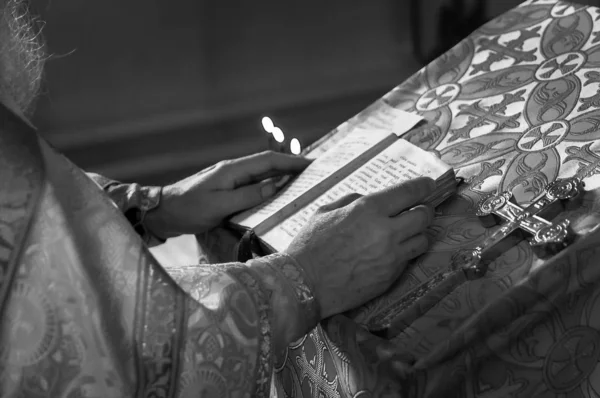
[261,183,276,198]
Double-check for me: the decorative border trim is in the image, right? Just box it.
[222,265,274,397]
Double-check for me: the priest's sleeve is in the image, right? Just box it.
[82,173,319,394]
[167,253,319,396]
[87,172,167,246]
[1,137,319,397]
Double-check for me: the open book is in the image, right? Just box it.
[230,103,458,253]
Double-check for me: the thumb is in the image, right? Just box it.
[221,180,277,213]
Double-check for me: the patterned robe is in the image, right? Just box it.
[0,101,323,397]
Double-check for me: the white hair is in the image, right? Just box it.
[0,0,45,116]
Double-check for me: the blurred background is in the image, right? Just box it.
[29,0,600,186]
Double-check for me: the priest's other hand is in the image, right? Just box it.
[145,151,311,239]
[285,177,436,320]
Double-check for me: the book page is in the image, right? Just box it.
[261,139,452,252]
[303,100,424,160]
[231,128,393,230]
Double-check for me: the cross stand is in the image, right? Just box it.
[378,176,585,338]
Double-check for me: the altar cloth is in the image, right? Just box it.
[194,1,600,396]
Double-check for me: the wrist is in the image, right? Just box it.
[268,253,321,327]
[143,185,179,241]
[124,185,169,245]
[283,246,326,318]
[247,254,321,352]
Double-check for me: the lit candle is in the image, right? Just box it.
[272,126,286,153]
[261,116,283,152]
[290,138,301,155]
[260,116,294,188]
[261,116,275,133]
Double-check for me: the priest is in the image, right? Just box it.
[0,1,433,396]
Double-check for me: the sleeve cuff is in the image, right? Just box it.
[256,253,321,328]
[125,185,167,246]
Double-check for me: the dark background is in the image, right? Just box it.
[30,0,595,185]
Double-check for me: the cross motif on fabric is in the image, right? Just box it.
[467,159,505,189]
[448,90,524,142]
[295,332,340,398]
[539,53,580,79]
[417,85,459,111]
[471,27,540,75]
[544,328,600,390]
[518,122,565,151]
[565,143,600,178]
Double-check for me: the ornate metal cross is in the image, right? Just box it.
[379,176,585,338]
[461,176,582,277]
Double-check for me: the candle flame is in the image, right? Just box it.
[290,138,301,154]
[261,116,274,133]
[272,127,285,143]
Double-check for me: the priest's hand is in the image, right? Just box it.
[145,151,310,239]
[285,177,436,320]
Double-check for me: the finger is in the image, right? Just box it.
[216,180,277,214]
[317,193,362,213]
[391,204,434,241]
[220,151,312,188]
[394,233,429,266]
[366,177,436,216]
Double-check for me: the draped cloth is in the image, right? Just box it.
[193,1,600,396]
